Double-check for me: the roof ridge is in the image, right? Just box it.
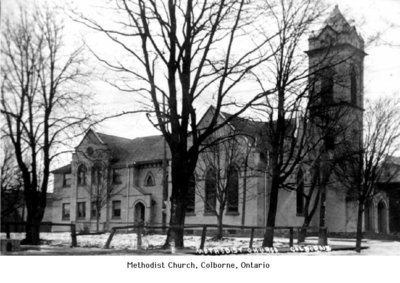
[96,131,163,142]
[96,131,133,141]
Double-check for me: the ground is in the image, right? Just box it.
[1,232,400,255]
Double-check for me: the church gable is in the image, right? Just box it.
[75,129,110,163]
[76,129,105,149]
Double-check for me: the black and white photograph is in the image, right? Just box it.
[1,0,400,280]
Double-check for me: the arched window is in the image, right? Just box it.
[321,72,334,104]
[226,165,239,213]
[77,165,87,186]
[350,66,357,105]
[144,172,155,187]
[296,168,304,216]
[91,167,101,185]
[205,167,217,213]
[186,175,196,214]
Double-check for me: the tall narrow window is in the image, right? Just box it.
[112,200,121,218]
[144,172,155,187]
[113,169,122,184]
[77,165,87,186]
[205,167,217,213]
[91,201,98,219]
[296,169,305,216]
[77,202,86,219]
[91,167,101,185]
[186,175,196,214]
[63,173,71,187]
[62,203,70,220]
[324,130,335,150]
[226,165,239,213]
[321,73,334,104]
[350,66,357,105]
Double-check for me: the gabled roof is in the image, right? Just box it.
[51,164,71,174]
[221,111,266,138]
[92,132,170,166]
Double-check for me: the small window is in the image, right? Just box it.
[62,203,70,220]
[113,169,122,184]
[144,172,155,187]
[112,200,121,218]
[77,165,87,186]
[77,202,86,219]
[91,201,98,219]
[86,146,94,156]
[63,173,71,187]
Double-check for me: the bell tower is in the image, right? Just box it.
[307,5,366,150]
[306,5,366,233]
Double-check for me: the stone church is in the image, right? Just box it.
[50,7,394,234]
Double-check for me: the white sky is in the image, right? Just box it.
[2,0,400,167]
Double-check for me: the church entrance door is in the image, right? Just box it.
[378,201,387,233]
[134,202,145,224]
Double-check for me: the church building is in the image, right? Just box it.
[50,7,393,235]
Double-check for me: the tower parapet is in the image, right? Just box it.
[308,5,365,53]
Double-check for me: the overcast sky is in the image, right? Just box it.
[2,0,400,166]
[82,0,400,140]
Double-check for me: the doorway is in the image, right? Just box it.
[134,202,145,224]
[377,201,387,233]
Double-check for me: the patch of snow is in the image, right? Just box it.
[2,232,399,255]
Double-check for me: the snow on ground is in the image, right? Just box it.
[1,232,400,255]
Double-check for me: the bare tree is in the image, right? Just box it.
[77,148,123,232]
[295,98,355,243]
[0,4,91,244]
[256,0,332,247]
[1,140,24,220]
[258,0,369,247]
[74,0,280,247]
[334,97,400,252]
[195,131,254,239]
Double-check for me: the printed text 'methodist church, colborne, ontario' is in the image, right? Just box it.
[50,7,392,235]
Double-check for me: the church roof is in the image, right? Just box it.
[96,132,170,166]
[51,164,72,174]
[52,132,170,173]
[221,111,296,148]
[221,111,266,138]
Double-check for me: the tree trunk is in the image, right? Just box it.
[165,197,186,248]
[298,219,311,243]
[241,162,248,227]
[262,175,279,247]
[163,152,193,248]
[96,214,100,233]
[22,195,45,245]
[318,180,327,244]
[300,185,321,243]
[216,208,224,240]
[355,200,364,253]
